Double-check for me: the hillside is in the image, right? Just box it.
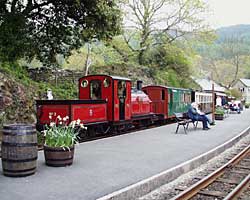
[216,24,250,41]
[193,24,250,89]
[0,64,80,128]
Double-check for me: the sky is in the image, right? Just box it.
[207,0,250,28]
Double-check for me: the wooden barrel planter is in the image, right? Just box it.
[215,114,224,120]
[1,124,37,177]
[44,145,74,167]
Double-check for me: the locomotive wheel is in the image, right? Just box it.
[87,126,96,138]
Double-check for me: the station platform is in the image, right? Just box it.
[1,110,250,200]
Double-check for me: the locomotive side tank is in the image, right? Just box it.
[131,89,151,116]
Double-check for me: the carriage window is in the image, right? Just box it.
[185,93,189,103]
[118,81,126,98]
[103,78,110,88]
[162,90,165,100]
[90,80,101,100]
[81,79,88,88]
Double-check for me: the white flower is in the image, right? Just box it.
[70,120,76,128]
[49,115,52,119]
[50,122,56,127]
[63,117,67,121]
[76,119,81,125]
[57,115,62,120]
[79,123,85,129]
[42,130,47,136]
[59,121,63,125]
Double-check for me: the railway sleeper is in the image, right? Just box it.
[235,165,250,170]
[175,186,226,198]
[194,176,240,185]
[216,177,240,185]
[230,169,250,175]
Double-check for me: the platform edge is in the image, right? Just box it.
[97,126,250,200]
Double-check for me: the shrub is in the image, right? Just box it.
[43,116,85,149]
[215,108,225,115]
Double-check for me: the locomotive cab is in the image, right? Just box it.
[79,75,132,124]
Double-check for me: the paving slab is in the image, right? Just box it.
[1,110,250,200]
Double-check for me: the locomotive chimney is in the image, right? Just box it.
[137,80,143,90]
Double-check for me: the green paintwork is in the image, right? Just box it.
[168,88,191,116]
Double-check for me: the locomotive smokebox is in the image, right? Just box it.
[137,80,143,90]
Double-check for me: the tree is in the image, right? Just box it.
[145,42,192,86]
[123,0,209,64]
[0,0,122,66]
[198,35,250,89]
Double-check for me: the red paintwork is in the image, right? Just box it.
[79,75,114,121]
[142,86,169,119]
[113,79,132,121]
[38,105,70,124]
[37,101,107,125]
[79,75,131,122]
[71,104,107,123]
[37,75,155,130]
[131,91,151,116]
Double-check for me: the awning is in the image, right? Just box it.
[216,92,227,97]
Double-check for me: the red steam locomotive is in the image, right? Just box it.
[36,74,213,136]
[36,75,155,136]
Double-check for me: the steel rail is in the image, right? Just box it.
[170,144,250,200]
[223,173,250,200]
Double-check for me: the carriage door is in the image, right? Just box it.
[118,81,126,120]
[168,89,174,117]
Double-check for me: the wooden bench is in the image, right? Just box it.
[174,112,198,134]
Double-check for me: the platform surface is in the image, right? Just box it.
[1,110,250,200]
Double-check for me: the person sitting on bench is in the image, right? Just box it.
[188,102,211,130]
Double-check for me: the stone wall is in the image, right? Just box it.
[26,67,84,85]
[0,72,37,126]
[0,92,3,111]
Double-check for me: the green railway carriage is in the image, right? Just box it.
[142,85,192,120]
[168,87,192,117]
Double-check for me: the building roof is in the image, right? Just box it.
[239,78,250,87]
[194,78,226,92]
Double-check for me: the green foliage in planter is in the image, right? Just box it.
[215,107,225,115]
[44,117,83,148]
[245,103,250,108]
[44,125,78,148]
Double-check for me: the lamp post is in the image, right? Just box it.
[212,82,215,123]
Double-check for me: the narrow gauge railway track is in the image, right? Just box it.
[171,144,250,200]
[78,122,166,143]
[77,118,177,143]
